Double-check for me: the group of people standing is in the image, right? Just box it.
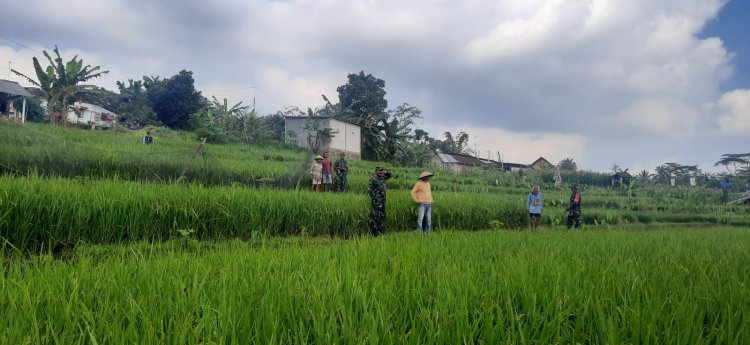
[311,153,583,236]
[367,166,434,236]
[526,184,582,230]
[310,158,434,236]
[310,152,349,192]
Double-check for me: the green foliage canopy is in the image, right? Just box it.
[146,70,206,130]
[558,158,578,171]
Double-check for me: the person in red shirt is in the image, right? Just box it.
[321,152,333,192]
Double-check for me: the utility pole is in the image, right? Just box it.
[473,136,478,157]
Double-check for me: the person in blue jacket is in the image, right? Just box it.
[526,186,543,230]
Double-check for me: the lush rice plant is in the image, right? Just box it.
[0,122,303,185]
[1,175,744,252]
[1,228,748,344]
[0,175,532,251]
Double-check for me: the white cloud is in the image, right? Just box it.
[426,123,587,166]
[256,67,338,111]
[716,89,750,134]
[0,0,743,172]
[463,0,590,63]
[616,99,702,135]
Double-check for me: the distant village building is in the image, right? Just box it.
[610,171,633,189]
[284,116,361,158]
[431,153,552,173]
[0,79,32,122]
[67,101,117,128]
[499,162,531,172]
[431,152,485,173]
[530,157,554,171]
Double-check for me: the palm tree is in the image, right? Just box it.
[12,46,108,124]
[637,169,651,184]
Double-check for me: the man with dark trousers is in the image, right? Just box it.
[368,166,392,236]
[566,184,582,229]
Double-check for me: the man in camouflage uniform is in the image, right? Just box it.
[334,152,349,192]
[566,184,582,229]
[368,166,392,236]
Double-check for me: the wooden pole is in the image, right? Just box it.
[180,137,207,180]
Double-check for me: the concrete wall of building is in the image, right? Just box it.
[284,117,310,149]
[326,118,361,158]
[67,102,116,127]
[284,117,361,158]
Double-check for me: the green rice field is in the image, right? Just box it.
[1,122,748,343]
[2,228,749,344]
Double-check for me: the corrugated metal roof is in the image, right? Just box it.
[450,153,484,166]
[438,153,458,163]
[0,79,32,97]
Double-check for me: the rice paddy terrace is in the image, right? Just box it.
[1,122,748,343]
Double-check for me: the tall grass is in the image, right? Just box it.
[0,176,530,251]
[1,175,745,252]
[0,122,303,185]
[1,228,748,343]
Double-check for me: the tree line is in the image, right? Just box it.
[11,46,748,181]
[12,47,476,166]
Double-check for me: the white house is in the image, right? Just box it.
[67,101,117,128]
[284,116,361,158]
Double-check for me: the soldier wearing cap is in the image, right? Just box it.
[368,166,392,236]
[334,152,349,192]
[411,171,434,232]
[310,155,324,192]
[566,184,582,229]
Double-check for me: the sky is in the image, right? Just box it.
[1,0,748,173]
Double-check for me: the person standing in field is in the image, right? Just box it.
[411,171,434,233]
[566,184,582,229]
[310,155,323,192]
[368,166,392,236]
[143,131,154,145]
[526,186,543,230]
[321,152,334,192]
[334,152,349,192]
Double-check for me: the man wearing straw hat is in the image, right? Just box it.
[566,184,582,229]
[368,166,392,236]
[310,155,324,192]
[411,171,434,233]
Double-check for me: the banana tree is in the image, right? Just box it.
[211,96,249,132]
[12,46,108,124]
